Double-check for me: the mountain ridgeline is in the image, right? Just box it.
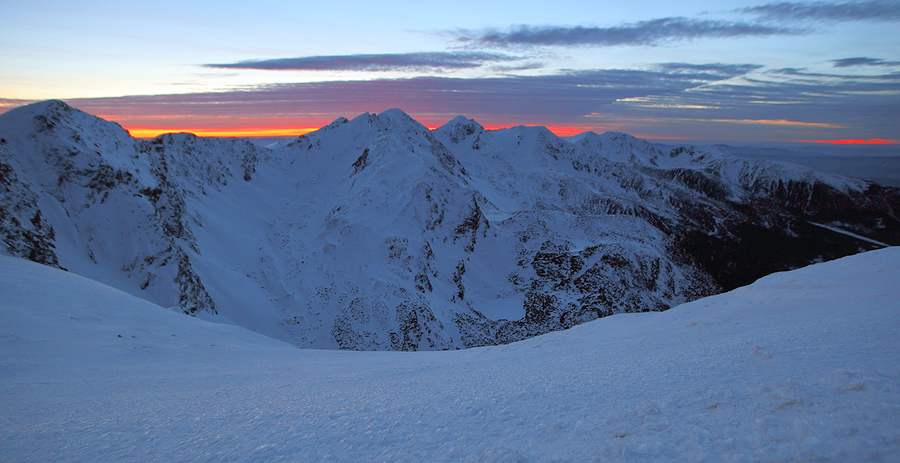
[1,100,897,350]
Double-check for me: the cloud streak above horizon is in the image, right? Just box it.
[831,57,900,67]
[457,18,797,48]
[64,65,756,138]
[738,0,900,21]
[76,64,756,119]
[63,61,899,142]
[205,52,519,71]
[457,1,900,48]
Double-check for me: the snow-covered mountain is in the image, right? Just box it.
[2,247,898,461]
[1,100,897,350]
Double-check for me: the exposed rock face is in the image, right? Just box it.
[0,147,60,268]
[1,101,897,349]
[0,102,252,315]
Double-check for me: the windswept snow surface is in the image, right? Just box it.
[2,249,899,462]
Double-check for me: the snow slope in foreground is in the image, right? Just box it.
[1,250,899,462]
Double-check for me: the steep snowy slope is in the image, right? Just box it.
[430,120,720,343]
[2,101,898,350]
[433,117,899,329]
[0,101,270,316]
[274,111,711,349]
[1,249,898,462]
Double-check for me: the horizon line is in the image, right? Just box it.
[6,100,897,146]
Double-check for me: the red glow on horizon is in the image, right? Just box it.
[798,138,899,145]
[131,123,704,141]
[427,125,594,137]
[631,135,695,141]
[91,111,336,139]
[126,126,320,139]
[82,108,900,145]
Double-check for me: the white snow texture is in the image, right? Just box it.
[1,248,898,462]
[2,100,888,353]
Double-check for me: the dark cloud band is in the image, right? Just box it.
[67,66,754,130]
[206,52,518,71]
[458,18,796,47]
[832,57,900,67]
[739,1,900,22]
[65,63,898,142]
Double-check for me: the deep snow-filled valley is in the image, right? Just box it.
[1,100,897,350]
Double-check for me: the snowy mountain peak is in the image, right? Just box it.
[2,99,76,121]
[377,107,415,120]
[570,131,666,166]
[2,100,898,351]
[0,99,134,152]
[341,108,431,138]
[445,115,480,127]
[314,116,350,134]
[435,115,485,145]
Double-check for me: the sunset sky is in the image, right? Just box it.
[1,0,898,142]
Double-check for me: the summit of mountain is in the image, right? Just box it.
[2,100,897,350]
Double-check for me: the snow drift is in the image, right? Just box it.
[1,248,898,461]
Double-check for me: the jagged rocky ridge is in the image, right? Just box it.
[1,100,897,350]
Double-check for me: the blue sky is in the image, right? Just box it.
[1,0,898,142]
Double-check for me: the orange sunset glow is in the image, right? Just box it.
[122,118,598,139]
[119,120,900,143]
[425,125,595,138]
[126,126,322,139]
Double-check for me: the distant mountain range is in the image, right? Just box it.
[722,146,900,188]
[2,100,897,350]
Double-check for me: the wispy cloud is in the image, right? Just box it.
[64,62,898,142]
[67,66,752,133]
[799,138,899,144]
[831,57,900,67]
[769,67,900,80]
[457,18,796,48]
[0,98,37,111]
[654,63,764,78]
[454,2,900,50]
[205,52,518,71]
[486,62,547,73]
[705,118,844,128]
[738,1,900,22]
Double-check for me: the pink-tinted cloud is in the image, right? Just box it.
[28,62,893,142]
[800,138,899,144]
